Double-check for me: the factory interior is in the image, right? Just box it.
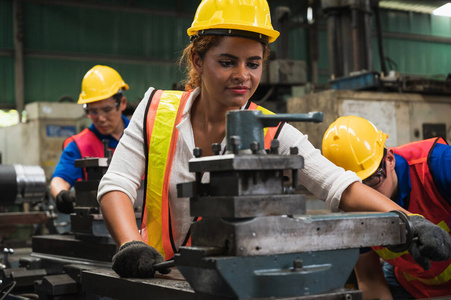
[0,0,451,299]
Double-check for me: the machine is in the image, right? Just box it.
[0,164,47,207]
[0,102,88,183]
[287,89,451,151]
[81,110,415,300]
[0,143,143,299]
[0,164,48,249]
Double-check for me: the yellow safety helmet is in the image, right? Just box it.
[78,65,129,104]
[187,0,280,43]
[322,116,388,180]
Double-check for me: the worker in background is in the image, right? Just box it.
[50,65,130,214]
[322,116,451,299]
[97,0,451,280]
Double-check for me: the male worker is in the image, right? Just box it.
[50,65,130,214]
[322,116,451,299]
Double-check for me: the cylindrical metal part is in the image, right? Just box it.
[0,164,47,205]
[226,110,265,153]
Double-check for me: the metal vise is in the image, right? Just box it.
[65,139,112,238]
[70,139,142,238]
[174,110,410,299]
[71,155,111,238]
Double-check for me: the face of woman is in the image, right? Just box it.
[195,36,264,109]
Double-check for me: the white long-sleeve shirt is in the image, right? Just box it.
[98,87,360,248]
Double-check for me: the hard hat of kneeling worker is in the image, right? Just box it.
[322,116,388,181]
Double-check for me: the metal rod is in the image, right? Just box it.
[153,260,175,271]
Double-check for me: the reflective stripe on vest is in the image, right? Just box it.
[142,92,283,259]
[142,90,190,260]
[373,137,451,298]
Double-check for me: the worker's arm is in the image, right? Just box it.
[99,190,142,246]
[341,182,451,271]
[49,176,71,199]
[99,190,171,278]
[339,182,409,214]
[354,250,393,300]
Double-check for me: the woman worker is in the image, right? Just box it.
[97,0,451,281]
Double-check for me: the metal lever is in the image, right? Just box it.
[386,210,415,252]
[226,110,324,153]
[153,260,175,272]
[259,111,324,127]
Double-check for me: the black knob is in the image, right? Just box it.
[250,142,260,154]
[270,139,279,154]
[290,147,299,155]
[193,147,202,158]
[212,143,221,155]
[230,136,241,154]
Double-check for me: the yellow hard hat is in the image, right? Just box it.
[322,116,388,180]
[78,65,129,104]
[187,0,280,43]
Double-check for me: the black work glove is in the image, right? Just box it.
[112,241,171,278]
[407,215,451,270]
[55,190,75,214]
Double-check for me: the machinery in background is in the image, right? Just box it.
[0,164,47,207]
[252,6,308,113]
[285,1,451,152]
[81,110,415,300]
[287,89,451,151]
[321,0,375,80]
[329,70,451,95]
[0,143,143,299]
[320,0,451,94]
[0,102,88,183]
[0,164,49,249]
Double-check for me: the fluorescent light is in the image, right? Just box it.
[432,3,451,17]
[307,7,313,24]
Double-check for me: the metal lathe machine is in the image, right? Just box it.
[80,109,413,300]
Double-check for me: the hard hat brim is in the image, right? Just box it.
[188,24,279,43]
[78,83,129,105]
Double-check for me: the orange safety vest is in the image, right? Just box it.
[141,90,283,260]
[373,137,451,298]
[63,128,112,180]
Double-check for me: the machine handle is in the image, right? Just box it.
[259,111,323,127]
[153,260,175,271]
[386,210,415,252]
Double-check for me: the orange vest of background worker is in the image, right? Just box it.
[62,129,113,181]
[322,116,451,299]
[142,89,283,260]
[372,137,451,298]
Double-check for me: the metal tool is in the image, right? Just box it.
[153,260,175,272]
[225,110,322,154]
